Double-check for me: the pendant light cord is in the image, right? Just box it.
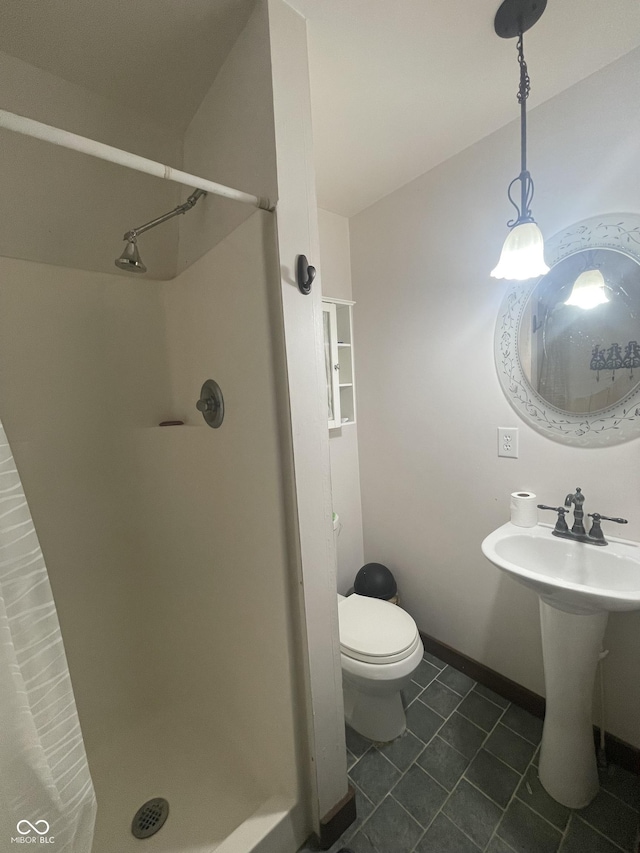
[506,32,535,227]
[517,33,530,171]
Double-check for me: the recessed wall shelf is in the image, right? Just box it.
[322,297,357,429]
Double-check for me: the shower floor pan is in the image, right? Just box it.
[88,710,297,853]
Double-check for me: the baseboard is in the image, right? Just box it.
[419,630,640,775]
[317,784,356,850]
[420,630,545,717]
[593,727,640,776]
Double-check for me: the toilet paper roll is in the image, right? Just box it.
[510,491,538,527]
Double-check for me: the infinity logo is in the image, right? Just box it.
[16,820,50,836]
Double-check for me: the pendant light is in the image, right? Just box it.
[565,268,609,310]
[491,0,549,281]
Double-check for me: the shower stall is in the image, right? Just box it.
[0,1,346,850]
[1,212,304,853]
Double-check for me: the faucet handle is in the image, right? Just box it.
[537,505,569,532]
[587,513,628,545]
[588,513,628,525]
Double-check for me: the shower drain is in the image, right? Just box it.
[131,798,169,839]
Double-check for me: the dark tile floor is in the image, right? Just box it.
[302,651,639,853]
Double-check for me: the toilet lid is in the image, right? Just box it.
[338,595,419,663]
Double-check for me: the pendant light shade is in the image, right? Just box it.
[564,269,609,310]
[491,221,549,280]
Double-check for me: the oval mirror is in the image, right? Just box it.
[495,214,640,446]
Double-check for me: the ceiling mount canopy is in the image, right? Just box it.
[494,0,548,39]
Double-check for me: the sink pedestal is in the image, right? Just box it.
[481,521,640,807]
[538,600,608,809]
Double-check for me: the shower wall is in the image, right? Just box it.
[153,210,300,797]
[0,256,172,744]
[158,0,302,800]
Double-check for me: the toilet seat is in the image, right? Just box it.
[338,594,420,664]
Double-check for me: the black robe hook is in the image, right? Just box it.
[296,254,316,294]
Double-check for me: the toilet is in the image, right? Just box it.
[338,593,424,742]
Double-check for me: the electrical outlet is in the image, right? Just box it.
[498,427,519,458]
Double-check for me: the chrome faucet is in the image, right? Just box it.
[538,487,628,546]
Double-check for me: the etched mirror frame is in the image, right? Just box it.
[495,213,640,446]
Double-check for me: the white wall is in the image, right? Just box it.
[0,51,181,279]
[318,209,353,303]
[267,0,348,827]
[350,48,640,749]
[318,208,365,592]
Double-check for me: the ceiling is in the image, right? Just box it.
[2,1,640,217]
[288,0,640,216]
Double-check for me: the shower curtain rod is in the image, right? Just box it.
[0,109,275,212]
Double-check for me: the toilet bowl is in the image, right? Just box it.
[338,593,423,742]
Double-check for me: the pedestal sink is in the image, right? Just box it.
[481,522,640,809]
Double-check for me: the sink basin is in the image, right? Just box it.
[481,521,640,614]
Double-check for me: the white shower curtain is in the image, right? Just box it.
[0,422,96,851]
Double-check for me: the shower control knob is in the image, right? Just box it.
[196,379,224,429]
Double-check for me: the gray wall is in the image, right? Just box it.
[350,48,640,748]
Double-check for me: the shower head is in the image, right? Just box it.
[115,237,147,274]
[115,189,206,275]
